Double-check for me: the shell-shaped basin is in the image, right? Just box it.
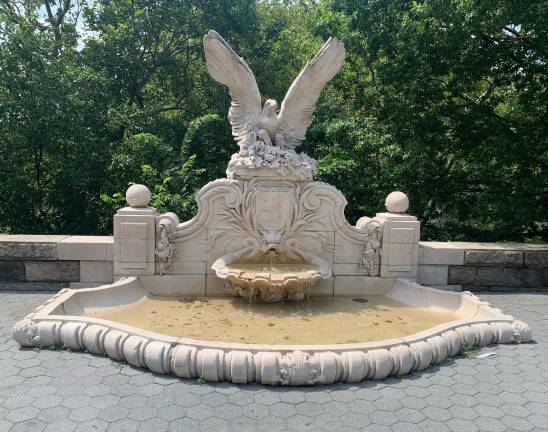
[212,258,332,302]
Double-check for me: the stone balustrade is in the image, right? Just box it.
[1,234,547,292]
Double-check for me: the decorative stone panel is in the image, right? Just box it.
[154,179,383,293]
[375,213,420,278]
[114,207,157,276]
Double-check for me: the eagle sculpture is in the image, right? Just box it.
[203,30,346,151]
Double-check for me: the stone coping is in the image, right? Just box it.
[12,277,532,386]
[3,235,545,249]
[0,234,70,242]
[0,235,113,261]
[420,241,548,250]
[418,241,548,267]
[2,235,545,265]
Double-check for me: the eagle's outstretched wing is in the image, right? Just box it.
[203,30,262,143]
[277,38,346,149]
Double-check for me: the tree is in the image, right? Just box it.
[0,0,546,241]
[313,0,547,241]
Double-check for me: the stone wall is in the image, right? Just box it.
[1,235,547,292]
[0,235,113,290]
[418,242,548,292]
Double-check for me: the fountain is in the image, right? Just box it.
[12,30,532,386]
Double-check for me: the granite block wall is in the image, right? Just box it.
[0,235,113,290]
[419,242,548,292]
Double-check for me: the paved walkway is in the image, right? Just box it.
[1,291,547,432]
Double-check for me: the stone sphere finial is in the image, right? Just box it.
[126,184,151,208]
[385,191,409,214]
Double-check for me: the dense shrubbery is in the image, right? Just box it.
[1,0,546,241]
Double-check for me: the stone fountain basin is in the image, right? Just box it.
[12,277,531,386]
[211,258,332,302]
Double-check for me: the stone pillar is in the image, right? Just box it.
[113,185,157,277]
[375,192,420,279]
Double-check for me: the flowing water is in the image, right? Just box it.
[85,296,460,344]
[226,263,318,275]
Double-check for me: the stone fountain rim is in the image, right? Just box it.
[12,277,532,385]
[212,257,332,285]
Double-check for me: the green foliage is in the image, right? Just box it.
[0,0,546,241]
[459,344,481,359]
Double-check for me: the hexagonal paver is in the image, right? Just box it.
[168,418,201,432]
[68,406,100,423]
[214,403,244,420]
[106,418,139,432]
[243,403,270,419]
[185,405,213,421]
[156,404,185,421]
[7,407,40,423]
[286,414,315,431]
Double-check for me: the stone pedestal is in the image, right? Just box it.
[113,191,158,277]
[375,212,420,279]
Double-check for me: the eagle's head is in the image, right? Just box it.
[263,99,278,118]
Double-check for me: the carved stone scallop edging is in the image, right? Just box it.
[12,316,532,385]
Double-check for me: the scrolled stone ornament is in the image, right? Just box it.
[155,213,178,275]
[12,319,39,346]
[512,320,532,343]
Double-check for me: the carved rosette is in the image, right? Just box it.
[12,316,531,385]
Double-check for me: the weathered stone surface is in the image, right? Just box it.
[464,250,523,266]
[58,236,113,261]
[0,234,68,243]
[0,261,25,281]
[25,261,80,282]
[448,266,477,285]
[80,261,113,283]
[0,241,60,260]
[418,242,464,265]
[474,267,542,287]
[429,285,462,292]
[464,284,548,292]
[417,265,448,286]
[525,250,548,268]
[449,265,543,288]
[0,281,68,291]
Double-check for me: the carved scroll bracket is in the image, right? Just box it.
[357,219,383,276]
[155,213,179,275]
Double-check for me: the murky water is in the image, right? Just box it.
[86,296,459,345]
